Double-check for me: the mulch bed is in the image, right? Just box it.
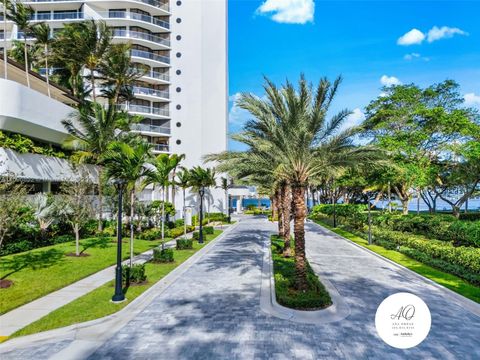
[0,279,14,289]
[65,252,91,257]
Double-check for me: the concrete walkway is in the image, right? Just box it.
[0,237,181,337]
[1,217,479,359]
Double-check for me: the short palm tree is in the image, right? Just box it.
[102,140,153,266]
[143,154,178,246]
[175,168,190,238]
[168,153,185,210]
[188,166,216,243]
[62,103,133,232]
[218,177,231,220]
[32,23,52,97]
[6,1,34,87]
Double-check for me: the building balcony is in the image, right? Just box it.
[151,143,169,154]
[112,29,169,50]
[131,123,171,136]
[117,104,169,119]
[142,70,170,84]
[131,85,169,101]
[131,49,170,67]
[28,11,84,21]
[102,11,169,33]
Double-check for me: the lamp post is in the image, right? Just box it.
[112,180,126,303]
[198,186,205,244]
[368,196,372,245]
[227,194,232,223]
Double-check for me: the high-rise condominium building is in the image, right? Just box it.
[1,0,228,212]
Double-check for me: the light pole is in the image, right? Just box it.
[227,194,232,223]
[112,180,126,303]
[198,186,205,244]
[368,197,372,245]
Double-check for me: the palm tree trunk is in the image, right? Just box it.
[3,0,7,79]
[44,44,51,97]
[90,68,96,102]
[292,186,308,291]
[130,189,134,267]
[97,167,103,232]
[183,188,187,238]
[23,35,30,88]
[282,183,292,256]
[277,188,284,236]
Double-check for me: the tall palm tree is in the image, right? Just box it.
[143,154,178,246]
[32,23,52,97]
[6,1,34,87]
[188,166,216,243]
[82,20,111,102]
[102,140,153,266]
[168,153,185,211]
[62,103,133,231]
[2,0,9,78]
[99,43,146,106]
[218,177,231,220]
[210,75,383,290]
[175,168,190,238]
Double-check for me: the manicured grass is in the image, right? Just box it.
[313,220,480,304]
[271,235,332,310]
[12,230,222,338]
[0,236,172,314]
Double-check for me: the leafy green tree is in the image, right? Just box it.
[0,175,27,250]
[102,140,153,265]
[32,23,52,97]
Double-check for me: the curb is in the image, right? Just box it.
[259,232,351,324]
[0,223,240,358]
[307,220,480,319]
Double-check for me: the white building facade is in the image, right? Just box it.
[1,0,228,214]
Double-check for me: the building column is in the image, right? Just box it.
[42,181,51,193]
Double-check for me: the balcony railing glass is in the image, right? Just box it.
[132,85,169,99]
[131,49,170,64]
[131,123,171,135]
[112,29,169,47]
[28,12,84,21]
[118,104,169,117]
[104,11,170,30]
[145,70,169,82]
[152,144,169,152]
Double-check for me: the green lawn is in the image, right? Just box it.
[0,236,172,314]
[271,235,331,310]
[12,230,222,338]
[313,220,480,304]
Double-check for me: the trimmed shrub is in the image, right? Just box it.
[192,231,200,240]
[138,229,161,241]
[153,248,174,263]
[459,213,480,221]
[169,226,195,239]
[448,221,480,247]
[0,240,33,256]
[122,264,147,284]
[203,226,214,235]
[176,238,193,250]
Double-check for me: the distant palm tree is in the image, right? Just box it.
[6,1,34,87]
[103,140,153,266]
[168,153,185,211]
[188,166,216,243]
[2,0,9,78]
[143,154,178,246]
[175,168,190,238]
[218,177,231,220]
[32,23,52,97]
[62,103,134,232]
[99,43,146,106]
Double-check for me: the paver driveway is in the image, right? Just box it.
[2,216,479,359]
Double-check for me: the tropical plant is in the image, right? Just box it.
[6,1,34,87]
[218,177,231,220]
[0,175,27,249]
[30,193,56,239]
[102,139,153,265]
[32,23,52,97]
[175,168,190,238]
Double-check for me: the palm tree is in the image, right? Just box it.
[82,20,111,102]
[62,103,134,232]
[32,23,52,97]
[30,193,56,241]
[143,154,178,247]
[102,140,153,266]
[188,166,216,243]
[218,177,231,221]
[98,43,146,106]
[6,1,34,87]
[2,0,9,79]
[210,75,383,290]
[175,168,190,238]
[168,153,185,211]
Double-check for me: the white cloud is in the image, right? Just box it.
[380,75,402,87]
[404,53,421,60]
[228,93,250,126]
[464,93,480,107]
[346,108,365,126]
[427,26,468,43]
[397,29,425,45]
[257,0,315,24]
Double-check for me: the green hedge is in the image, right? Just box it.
[122,264,147,284]
[372,228,480,284]
[176,238,193,250]
[311,204,367,229]
[152,248,174,263]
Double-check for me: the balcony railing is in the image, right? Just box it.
[24,0,82,2]
[152,144,169,152]
[131,123,171,135]
[29,12,84,21]
[132,85,169,99]
[118,104,169,117]
[137,0,170,12]
[131,49,170,64]
[112,29,169,47]
[103,11,170,30]
[144,70,169,82]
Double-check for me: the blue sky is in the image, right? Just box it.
[227,0,480,150]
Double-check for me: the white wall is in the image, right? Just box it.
[169,0,228,214]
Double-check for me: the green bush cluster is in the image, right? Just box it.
[152,248,174,263]
[311,204,367,229]
[203,226,214,235]
[122,264,147,284]
[137,228,162,241]
[372,228,480,284]
[271,236,332,309]
[192,212,228,225]
[176,238,193,250]
[167,225,195,239]
[459,213,480,221]
[0,131,68,158]
[245,209,271,215]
